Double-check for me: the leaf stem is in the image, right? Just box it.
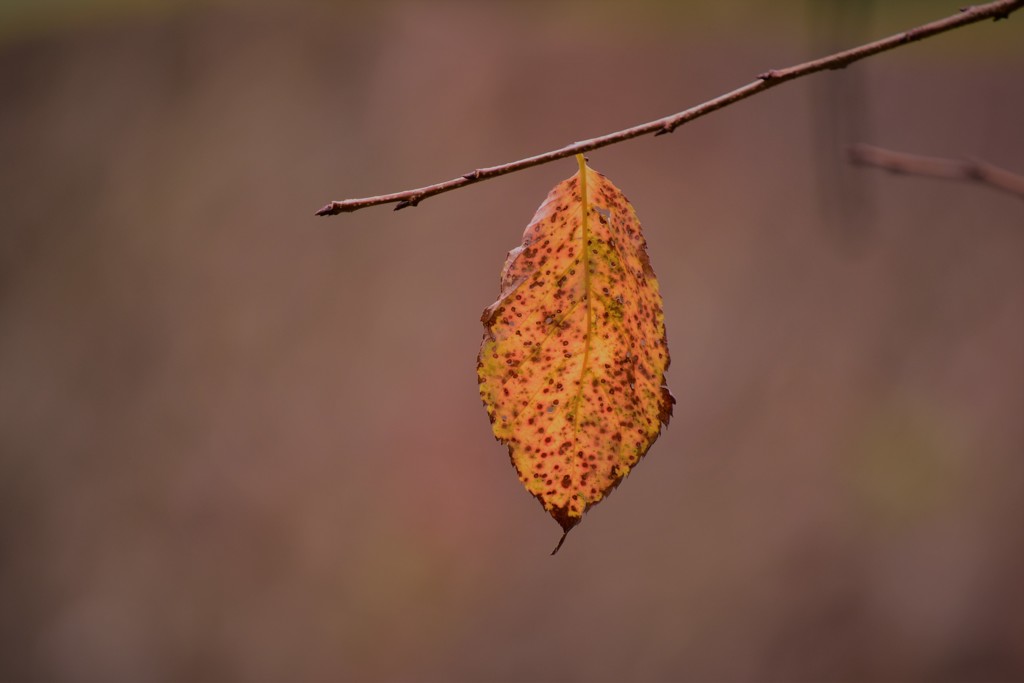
[315,0,1023,216]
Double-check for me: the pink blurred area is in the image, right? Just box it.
[1,1,1022,681]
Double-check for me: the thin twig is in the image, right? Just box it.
[847,144,1024,199]
[316,0,1023,216]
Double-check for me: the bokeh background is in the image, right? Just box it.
[1,1,1022,681]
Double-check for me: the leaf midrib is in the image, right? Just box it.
[571,155,594,465]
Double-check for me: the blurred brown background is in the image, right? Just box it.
[1,1,1022,681]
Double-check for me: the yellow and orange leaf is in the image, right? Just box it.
[478,154,673,552]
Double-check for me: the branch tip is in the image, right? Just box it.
[847,142,1024,198]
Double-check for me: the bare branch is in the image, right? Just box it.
[316,0,1023,216]
[847,144,1024,199]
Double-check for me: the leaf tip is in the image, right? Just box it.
[550,529,570,555]
[549,507,582,555]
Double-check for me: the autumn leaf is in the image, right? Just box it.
[478,154,673,553]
